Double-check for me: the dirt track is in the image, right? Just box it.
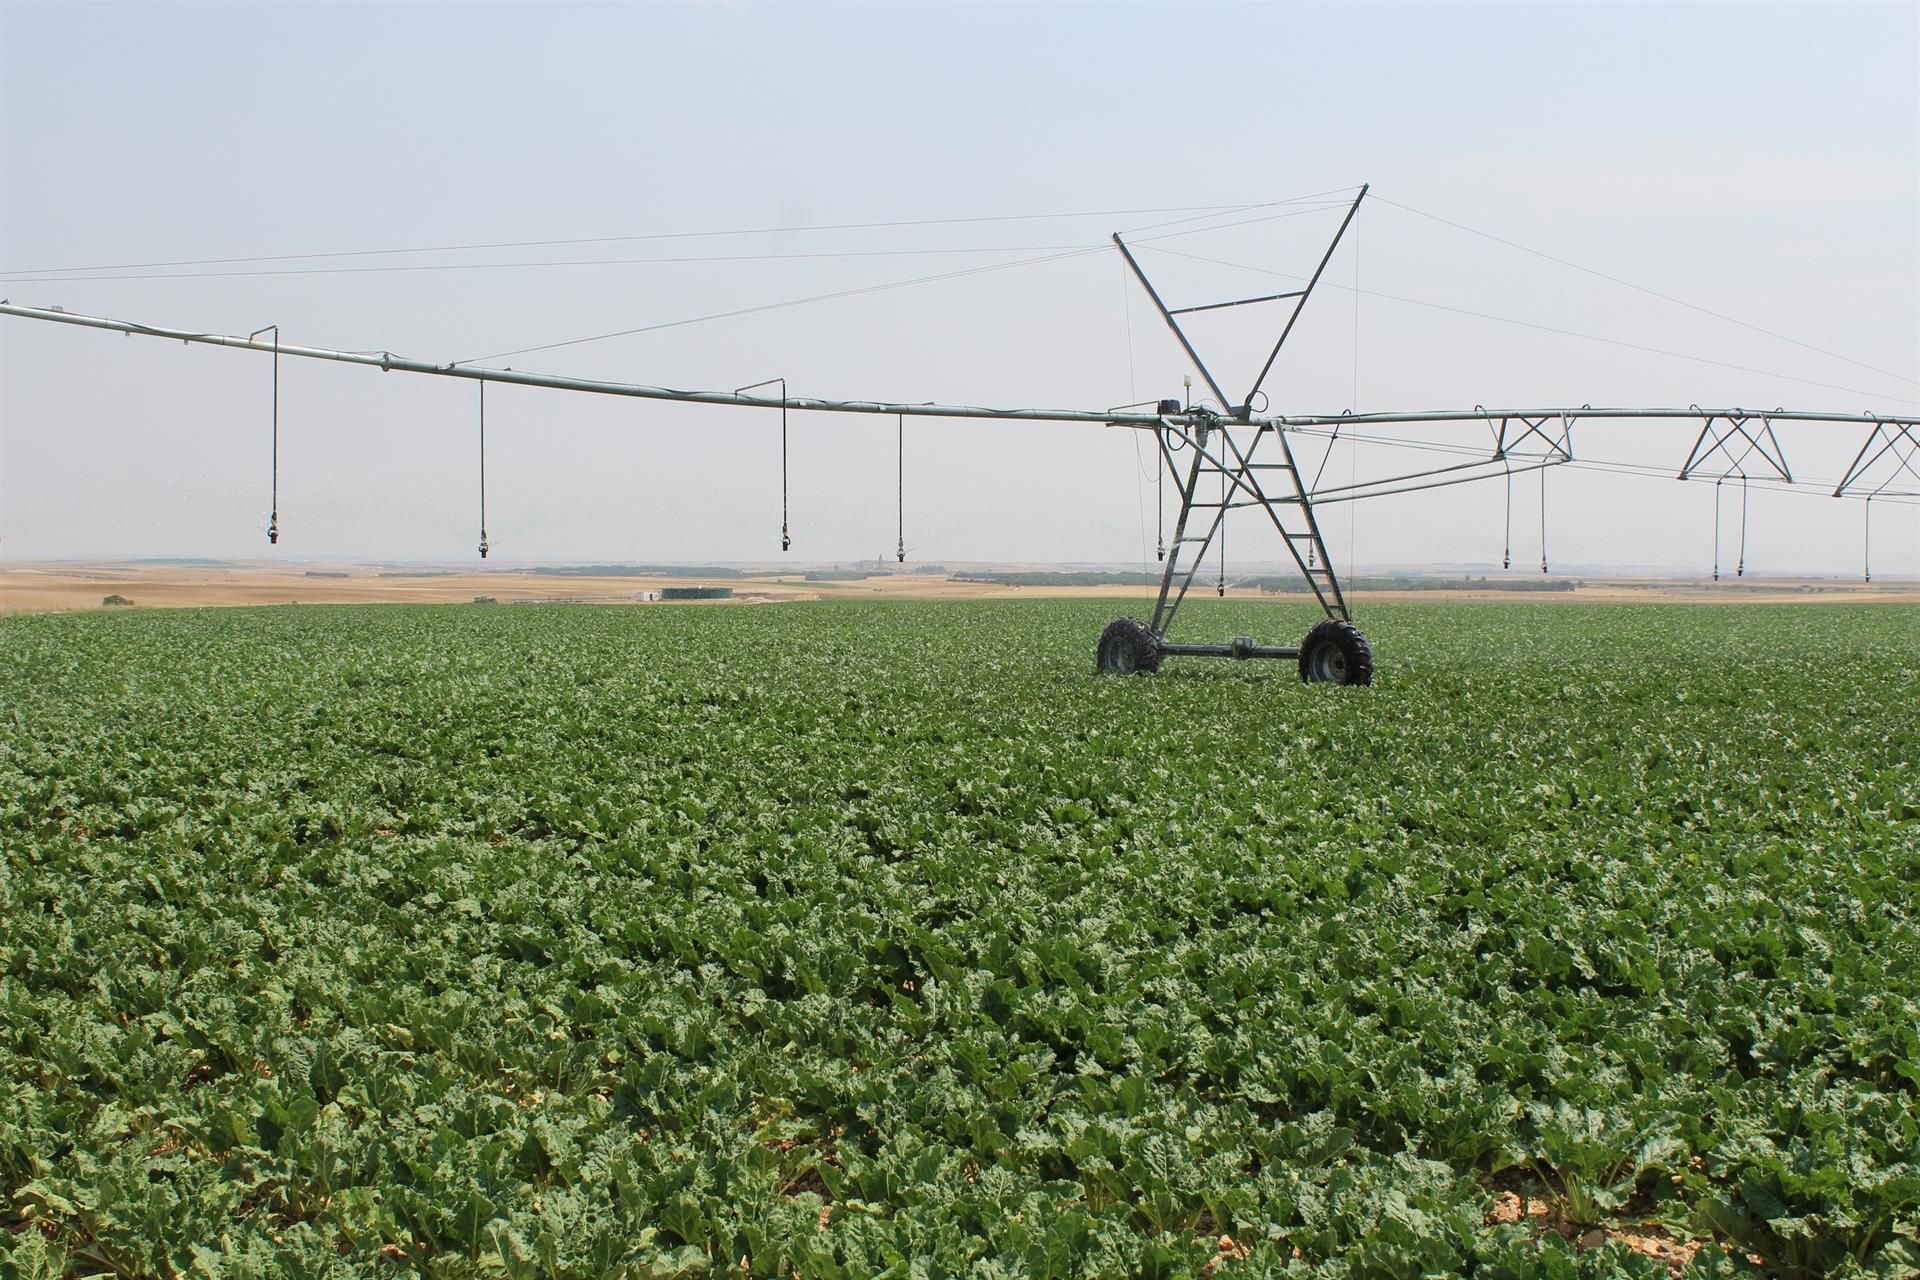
[4,562,1916,617]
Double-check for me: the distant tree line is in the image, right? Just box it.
[531,565,743,579]
[1253,575,1579,593]
[952,571,1163,587]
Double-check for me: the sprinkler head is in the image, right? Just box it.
[267,518,278,546]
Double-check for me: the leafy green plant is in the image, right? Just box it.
[1,600,1915,1276]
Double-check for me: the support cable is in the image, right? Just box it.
[12,204,1357,290]
[1352,218,1361,411]
[1306,422,1347,570]
[1347,228,1361,587]
[1348,419,1359,587]
[13,244,1105,285]
[1315,229,1365,577]
[1142,243,1920,408]
[1119,255,1162,567]
[477,381,489,560]
[1303,216,1364,569]
[1371,193,1919,389]
[1306,427,1347,567]
[7,192,1359,277]
[463,201,1347,368]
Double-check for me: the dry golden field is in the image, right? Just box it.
[2,561,1915,616]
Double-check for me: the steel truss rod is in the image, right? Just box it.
[1110,239,1235,412]
[1308,454,1568,506]
[1679,409,1792,483]
[1280,407,1915,504]
[1289,408,1574,505]
[0,302,1197,431]
[1490,412,1574,462]
[1833,420,1920,498]
[1168,289,1306,316]
[1262,424,1346,619]
[1243,184,1369,411]
[1294,428,1920,512]
[1150,419,1346,632]
[1270,406,1920,430]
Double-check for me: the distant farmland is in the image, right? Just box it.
[2,601,1915,1276]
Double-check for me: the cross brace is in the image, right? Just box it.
[1679,411,1793,483]
[1149,415,1347,636]
[1833,421,1920,498]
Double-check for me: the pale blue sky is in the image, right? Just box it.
[2,1,1915,573]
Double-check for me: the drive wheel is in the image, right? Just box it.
[1298,619,1373,686]
[1096,617,1162,675]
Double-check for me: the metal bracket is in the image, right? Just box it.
[1679,408,1792,483]
[1833,419,1920,499]
[1493,410,1576,464]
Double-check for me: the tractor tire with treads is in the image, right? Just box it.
[1096,617,1163,675]
[1298,619,1373,686]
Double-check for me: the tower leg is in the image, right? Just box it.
[1100,417,1366,682]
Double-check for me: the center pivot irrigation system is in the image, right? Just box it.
[4,184,1917,684]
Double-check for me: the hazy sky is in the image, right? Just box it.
[2,1,1916,576]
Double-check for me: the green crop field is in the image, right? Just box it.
[2,601,1916,1279]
